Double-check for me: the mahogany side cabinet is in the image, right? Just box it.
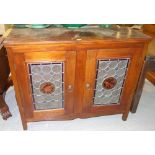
[4,27,151,130]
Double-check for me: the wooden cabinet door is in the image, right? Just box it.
[13,50,76,121]
[83,48,143,117]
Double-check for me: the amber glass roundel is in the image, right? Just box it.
[40,82,55,94]
[102,77,117,90]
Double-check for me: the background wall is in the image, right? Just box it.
[0,24,12,35]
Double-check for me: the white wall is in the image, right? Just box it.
[0,24,5,35]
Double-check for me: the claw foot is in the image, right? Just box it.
[0,106,12,120]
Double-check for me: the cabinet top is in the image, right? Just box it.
[4,27,151,46]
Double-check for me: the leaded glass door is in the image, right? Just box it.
[83,48,140,115]
[14,50,76,119]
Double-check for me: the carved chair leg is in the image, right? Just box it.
[0,93,12,120]
[0,78,13,120]
[5,76,13,90]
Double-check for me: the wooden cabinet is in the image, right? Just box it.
[4,27,151,129]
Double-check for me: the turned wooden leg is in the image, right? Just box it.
[0,94,12,120]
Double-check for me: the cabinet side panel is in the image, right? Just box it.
[6,48,27,129]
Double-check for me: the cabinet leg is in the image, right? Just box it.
[22,122,28,130]
[14,93,28,130]
[122,112,129,121]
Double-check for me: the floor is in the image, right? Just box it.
[0,79,155,131]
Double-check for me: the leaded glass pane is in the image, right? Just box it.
[93,59,129,105]
[28,62,64,110]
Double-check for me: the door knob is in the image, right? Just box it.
[67,85,73,92]
[85,83,91,90]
